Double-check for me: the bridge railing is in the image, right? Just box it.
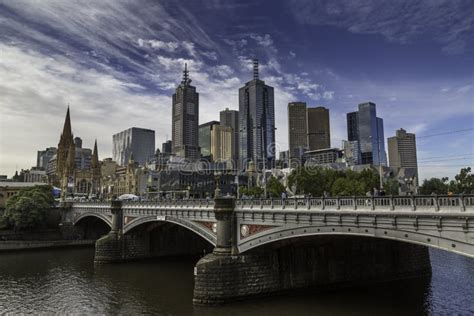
[121,199,215,209]
[236,195,473,212]
[71,202,112,210]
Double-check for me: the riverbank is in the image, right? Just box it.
[0,239,95,252]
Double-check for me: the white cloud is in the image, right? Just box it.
[0,44,170,175]
[201,51,218,60]
[138,38,179,52]
[250,34,274,47]
[182,41,197,57]
[323,91,335,100]
[214,65,234,77]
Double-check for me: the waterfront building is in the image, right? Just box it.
[239,59,275,171]
[220,108,239,168]
[112,127,155,166]
[388,128,418,184]
[150,169,237,199]
[199,121,220,161]
[346,102,387,166]
[172,64,200,161]
[100,155,149,198]
[307,106,330,150]
[288,102,308,161]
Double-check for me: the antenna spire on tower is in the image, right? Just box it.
[182,63,190,84]
[253,59,259,80]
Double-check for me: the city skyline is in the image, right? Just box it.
[0,1,473,180]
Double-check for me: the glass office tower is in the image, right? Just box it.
[239,59,275,171]
[346,102,387,166]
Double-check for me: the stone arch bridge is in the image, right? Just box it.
[64,194,474,304]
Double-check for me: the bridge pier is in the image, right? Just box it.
[193,199,432,305]
[95,200,124,263]
[93,200,213,263]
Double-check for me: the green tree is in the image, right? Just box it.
[239,186,264,198]
[267,176,286,198]
[383,177,400,195]
[356,169,380,193]
[331,177,365,196]
[288,166,335,196]
[419,178,448,195]
[288,167,381,196]
[448,167,474,194]
[3,185,55,230]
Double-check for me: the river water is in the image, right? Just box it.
[0,247,472,315]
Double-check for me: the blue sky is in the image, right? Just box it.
[0,0,473,180]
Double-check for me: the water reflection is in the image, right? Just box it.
[0,248,472,314]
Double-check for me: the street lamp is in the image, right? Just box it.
[369,134,383,191]
[263,172,267,198]
[214,170,222,198]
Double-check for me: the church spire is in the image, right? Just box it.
[91,139,99,169]
[62,105,72,139]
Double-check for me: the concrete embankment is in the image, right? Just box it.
[0,239,95,251]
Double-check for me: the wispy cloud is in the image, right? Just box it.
[137,39,179,52]
[0,0,471,182]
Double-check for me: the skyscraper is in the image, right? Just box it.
[347,111,359,141]
[220,108,239,168]
[162,140,172,154]
[211,124,233,166]
[346,102,387,166]
[288,102,308,160]
[307,106,330,150]
[112,127,155,166]
[37,147,57,170]
[388,128,418,178]
[172,63,200,160]
[199,121,220,161]
[239,59,275,170]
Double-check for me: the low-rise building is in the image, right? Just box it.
[23,168,48,183]
[305,148,344,165]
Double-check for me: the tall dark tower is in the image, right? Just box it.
[239,59,275,171]
[172,63,200,160]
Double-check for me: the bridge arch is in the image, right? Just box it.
[73,212,113,228]
[238,224,474,258]
[123,216,216,246]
